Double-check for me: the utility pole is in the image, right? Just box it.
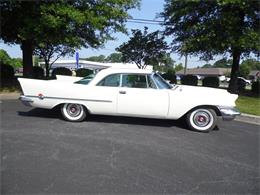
[184,53,188,75]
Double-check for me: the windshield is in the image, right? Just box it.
[152,73,172,89]
[74,73,96,85]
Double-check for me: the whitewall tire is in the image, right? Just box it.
[186,108,217,132]
[61,103,86,122]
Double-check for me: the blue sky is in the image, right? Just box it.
[0,0,220,68]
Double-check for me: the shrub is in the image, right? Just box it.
[1,63,14,81]
[32,66,44,79]
[161,69,177,84]
[202,76,220,88]
[76,68,93,77]
[181,75,198,86]
[251,81,260,96]
[51,67,72,78]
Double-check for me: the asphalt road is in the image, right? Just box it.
[1,100,259,194]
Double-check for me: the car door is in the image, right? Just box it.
[117,74,169,118]
[84,73,120,114]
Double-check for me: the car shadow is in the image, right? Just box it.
[17,107,189,129]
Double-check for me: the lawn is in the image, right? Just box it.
[236,96,260,116]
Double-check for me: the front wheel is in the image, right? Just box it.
[186,108,217,132]
[61,103,86,122]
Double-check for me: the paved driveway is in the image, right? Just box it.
[1,100,259,194]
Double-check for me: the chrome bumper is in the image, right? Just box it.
[218,106,241,121]
[19,95,33,107]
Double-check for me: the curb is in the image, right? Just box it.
[235,114,260,126]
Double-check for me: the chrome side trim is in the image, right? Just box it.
[19,95,34,107]
[217,106,241,121]
[24,95,112,103]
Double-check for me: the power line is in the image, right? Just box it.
[126,20,162,25]
[128,18,163,23]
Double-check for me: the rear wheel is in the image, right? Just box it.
[61,103,86,122]
[186,108,217,132]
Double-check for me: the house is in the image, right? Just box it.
[249,70,260,81]
[176,68,231,81]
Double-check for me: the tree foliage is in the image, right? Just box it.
[0,49,22,68]
[106,53,123,63]
[161,0,260,93]
[82,55,106,62]
[117,27,169,69]
[1,0,140,77]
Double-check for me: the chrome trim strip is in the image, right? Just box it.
[25,95,112,103]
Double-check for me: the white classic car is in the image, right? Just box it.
[18,68,240,132]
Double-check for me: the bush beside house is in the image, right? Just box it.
[51,67,72,78]
[181,75,198,86]
[202,76,220,88]
[76,68,93,77]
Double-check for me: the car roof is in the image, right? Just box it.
[89,67,154,86]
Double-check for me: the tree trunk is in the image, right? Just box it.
[228,49,241,94]
[45,59,50,79]
[21,40,33,78]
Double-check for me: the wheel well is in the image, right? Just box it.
[185,105,221,117]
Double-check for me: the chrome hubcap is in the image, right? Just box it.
[66,104,82,117]
[193,112,210,127]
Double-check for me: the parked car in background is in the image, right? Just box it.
[238,77,251,85]
[226,77,251,85]
[18,67,240,132]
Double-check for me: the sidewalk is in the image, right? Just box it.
[0,92,20,100]
[0,92,259,126]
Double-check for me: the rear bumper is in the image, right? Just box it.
[218,106,241,121]
[19,95,33,107]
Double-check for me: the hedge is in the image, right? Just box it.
[1,63,14,81]
[251,81,260,96]
[76,68,93,77]
[51,67,72,78]
[202,76,220,88]
[161,69,177,84]
[32,66,44,79]
[181,75,198,86]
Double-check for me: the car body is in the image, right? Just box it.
[18,68,240,132]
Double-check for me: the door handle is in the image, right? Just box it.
[119,90,126,94]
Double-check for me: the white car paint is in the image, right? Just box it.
[18,68,240,123]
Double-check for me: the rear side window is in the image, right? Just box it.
[122,74,148,88]
[97,74,120,87]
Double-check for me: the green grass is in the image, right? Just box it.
[236,96,260,116]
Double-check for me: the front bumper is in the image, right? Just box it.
[218,106,241,121]
[19,95,33,107]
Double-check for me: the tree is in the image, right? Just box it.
[239,58,260,77]
[82,55,106,62]
[202,63,212,68]
[213,58,232,68]
[0,49,22,68]
[117,27,169,69]
[34,43,74,77]
[0,49,11,65]
[161,0,260,93]
[1,0,140,77]
[106,53,122,63]
[174,63,184,72]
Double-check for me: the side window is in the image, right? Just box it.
[122,74,148,88]
[97,74,120,87]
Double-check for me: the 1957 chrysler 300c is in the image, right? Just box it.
[18,68,240,132]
